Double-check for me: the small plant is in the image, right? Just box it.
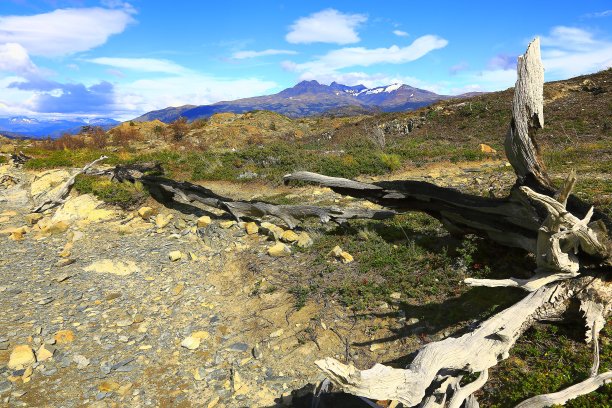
[74,174,148,209]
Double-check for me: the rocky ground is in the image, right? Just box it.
[0,159,513,407]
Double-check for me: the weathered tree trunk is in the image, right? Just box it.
[108,164,396,228]
[286,38,612,407]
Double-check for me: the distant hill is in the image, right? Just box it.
[132,105,196,123]
[132,80,471,123]
[0,117,120,138]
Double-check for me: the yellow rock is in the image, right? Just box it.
[479,143,497,154]
[99,380,120,392]
[197,215,212,228]
[171,283,184,295]
[181,336,200,350]
[281,230,300,243]
[54,329,75,344]
[219,220,236,229]
[191,331,210,340]
[268,242,291,257]
[244,222,259,235]
[207,396,220,408]
[52,194,115,224]
[59,241,73,258]
[168,251,182,261]
[137,206,156,220]
[297,232,313,248]
[30,169,70,197]
[329,246,354,263]
[261,222,284,240]
[117,382,133,397]
[155,213,174,228]
[9,226,28,241]
[8,345,36,369]
[84,260,141,276]
[36,344,54,362]
[24,213,43,225]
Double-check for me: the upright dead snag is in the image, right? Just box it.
[286,38,612,406]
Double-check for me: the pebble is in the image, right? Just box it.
[226,342,249,352]
[73,354,90,369]
[0,380,11,394]
[168,251,182,261]
[180,336,200,350]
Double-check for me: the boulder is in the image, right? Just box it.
[268,242,291,257]
[280,230,300,243]
[296,232,313,248]
[244,222,259,235]
[30,169,70,197]
[137,206,156,220]
[83,260,141,276]
[8,345,36,369]
[52,194,115,224]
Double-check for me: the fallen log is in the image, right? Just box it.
[108,164,396,228]
[290,38,612,406]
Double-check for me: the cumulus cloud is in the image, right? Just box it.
[114,75,278,119]
[0,43,38,75]
[393,30,409,37]
[284,35,448,78]
[286,9,367,44]
[8,78,116,114]
[541,26,612,76]
[231,49,297,59]
[487,54,517,70]
[87,57,188,74]
[0,6,135,57]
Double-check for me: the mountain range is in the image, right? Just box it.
[0,80,478,137]
[134,80,474,123]
[0,117,120,139]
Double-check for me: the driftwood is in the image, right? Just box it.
[32,155,108,213]
[108,164,396,228]
[285,38,612,406]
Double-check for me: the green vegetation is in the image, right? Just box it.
[73,174,148,209]
[482,323,612,407]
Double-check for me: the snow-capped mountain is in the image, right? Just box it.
[134,80,455,122]
[0,116,120,138]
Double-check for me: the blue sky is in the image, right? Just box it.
[0,0,611,120]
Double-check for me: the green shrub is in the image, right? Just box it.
[74,174,148,209]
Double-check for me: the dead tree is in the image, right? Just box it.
[285,38,612,406]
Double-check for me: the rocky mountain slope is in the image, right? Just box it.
[134,80,461,123]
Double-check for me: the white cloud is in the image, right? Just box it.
[115,75,278,120]
[284,35,448,77]
[231,49,297,59]
[0,7,135,57]
[286,9,367,45]
[393,30,409,37]
[87,57,188,74]
[540,26,612,76]
[0,43,38,75]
